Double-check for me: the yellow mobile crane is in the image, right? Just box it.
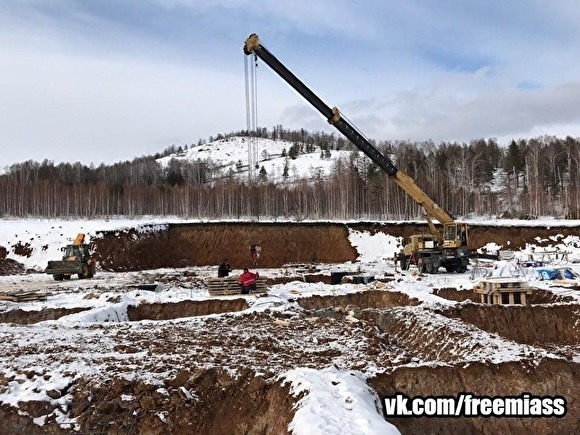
[243,34,470,273]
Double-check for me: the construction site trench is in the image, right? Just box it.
[0,221,579,434]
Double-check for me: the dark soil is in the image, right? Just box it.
[92,222,358,271]
[297,289,421,311]
[0,258,27,276]
[69,368,296,435]
[1,221,579,274]
[434,287,575,305]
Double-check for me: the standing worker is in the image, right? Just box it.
[238,268,259,294]
[218,259,232,277]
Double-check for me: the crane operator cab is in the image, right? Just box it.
[442,223,469,249]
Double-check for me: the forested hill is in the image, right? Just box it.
[1,126,579,221]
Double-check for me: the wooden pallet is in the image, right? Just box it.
[206,277,268,296]
[0,290,50,302]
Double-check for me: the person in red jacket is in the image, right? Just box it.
[238,268,259,294]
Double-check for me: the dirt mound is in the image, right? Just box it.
[433,287,477,302]
[527,289,575,304]
[359,307,541,364]
[0,258,27,276]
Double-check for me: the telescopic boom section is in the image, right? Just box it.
[243,33,455,226]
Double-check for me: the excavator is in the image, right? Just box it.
[45,233,96,280]
[243,33,470,274]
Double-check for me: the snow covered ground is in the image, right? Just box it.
[0,217,579,434]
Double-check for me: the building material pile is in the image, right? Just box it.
[0,290,50,302]
[206,277,267,296]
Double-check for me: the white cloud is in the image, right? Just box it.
[1,0,580,167]
[0,45,246,166]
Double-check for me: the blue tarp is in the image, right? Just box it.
[537,268,577,280]
[537,269,558,280]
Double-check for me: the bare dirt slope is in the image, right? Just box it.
[90,222,580,271]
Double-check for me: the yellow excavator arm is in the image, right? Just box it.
[73,233,85,246]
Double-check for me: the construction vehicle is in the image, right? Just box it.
[45,233,96,280]
[243,33,470,273]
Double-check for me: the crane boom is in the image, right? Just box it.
[243,33,470,273]
[243,33,454,226]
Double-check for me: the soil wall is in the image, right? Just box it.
[440,304,580,347]
[369,359,579,434]
[0,369,297,435]
[92,222,358,271]
[127,298,249,321]
[91,222,580,272]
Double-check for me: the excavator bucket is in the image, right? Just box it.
[73,233,85,246]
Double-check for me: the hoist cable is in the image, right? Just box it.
[244,55,251,134]
[244,52,261,178]
[253,54,259,169]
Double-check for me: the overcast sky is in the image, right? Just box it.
[1,1,580,169]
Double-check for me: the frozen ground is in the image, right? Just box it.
[0,217,579,434]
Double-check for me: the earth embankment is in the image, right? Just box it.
[90,222,580,271]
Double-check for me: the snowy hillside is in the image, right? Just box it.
[156,136,354,183]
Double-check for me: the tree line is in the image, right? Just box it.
[1,127,580,220]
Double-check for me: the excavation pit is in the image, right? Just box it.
[1,221,580,433]
[0,369,297,435]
